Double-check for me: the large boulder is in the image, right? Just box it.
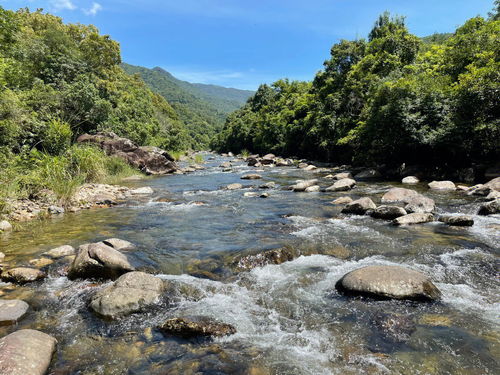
[428,180,456,190]
[90,271,165,318]
[371,206,407,220]
[160,317,236,338]
[335,265,441,301]
[1,268,46,284]
[478,199,500,215]
[325,178,356,192]
[0,299,29,325]
[291,179,318,192]
[381,188,419,203]
[341,197,376,215]
[68,242,134,280]
[438,215,474,227]
[0,329,57,375]
[77,132,177,175]
[393,213,434,225]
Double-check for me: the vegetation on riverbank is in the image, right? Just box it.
[212,6,500,169]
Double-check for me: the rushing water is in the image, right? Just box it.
[0,154,499,375]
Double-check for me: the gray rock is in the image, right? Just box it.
[428,180,456,190]
[160,317,236,338]
[292,179,318,192]
[331,196,353,205]
[260,192,270,198]
[0,299,29,325]
[225,183,243,190]
[325,178,356,192]
[0,329,57,375]
[333,172,353,180]
[402,176,419,184]
[259,182,276,189]
[130,187,154,195]
[371,206,407,220]
[354,169,382,180]
[90,271,165,318]
[485,190,500,201]
[241,174,262,180]
[305,185,320,192]
[438,215,474,227]
[243,192,259,197]
[393,213,434,225]
[381,188,419,203]
[484,176,500,191]
[219,162,232,169]
[234,247,299,271]
[341,197,376,215]
[478,199,500,215]
[467,184,491,196]
[404,195,435,214]
[0,220,12,232]
[336,265,441,301]
[102,238,135,251]
[43,245,75,259]
[68,242,134,280]
[48,205,64,215]
[1,268,46,284]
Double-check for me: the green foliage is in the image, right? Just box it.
[214,11,500,168]
[41,118,72,155]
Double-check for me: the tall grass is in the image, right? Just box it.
[193,154,204,164]
[240,149,250,158]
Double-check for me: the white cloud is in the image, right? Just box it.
[84,2,102,16]
[50,0,76,11]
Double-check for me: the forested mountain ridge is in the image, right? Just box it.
[213,8,500,170]
[122,63,253,147]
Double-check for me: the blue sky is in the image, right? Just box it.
[0,0,494,90]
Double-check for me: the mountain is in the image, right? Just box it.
[122,63,254,148]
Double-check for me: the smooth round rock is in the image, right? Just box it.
[381,188,419,203]
[43,245,75,259]
[341,197,376,214]
[241,174,262,180]
[0,299,29,325]
[326,178,356,192]
[371,205,407,220]
[336,265,441,301]
[102,238,135,251]
[402,176,419,184]
[438,215,474,227]
[1,268,46,284]
[225,183,243,190]
[428,180,456,190]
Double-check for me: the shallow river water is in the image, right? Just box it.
[1,154,499,375]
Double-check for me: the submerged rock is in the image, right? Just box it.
[336,265,441,301]
[1,268,46,284]
[160,317,236,338]
[102,238,136,251]
[438,215,474,227]
[393,213,434,225]
[325,178,356,192]
[90,271,165,318]
[341,197,376,215]
[0,329,57,375]
[43,245,75,259]
[0,299,29,325]
[428,180,456,190]
[0,220,12,232]
[478,199,500,215]
[371,206,407,220]
[371,312,416,346]
[234,247,298,271]
[402,176,419,184]
[241,174,262,180]
[68,242,134,280]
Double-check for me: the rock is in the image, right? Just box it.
[246,157,259,166]
[304,165,317,171]
[331,196,353,205]
[1,268,46,284]
[333,172,353,180]
[478,199,500,215]
[160,317,236,338]
[298,163,309,169]
[68,242,135,280]
[260,193,270,198]
[484,176,500,191]
[0,329,57,375]
[428,180,456,190]
[372,312,416,344]
[234,247,298,271]
[225,183,243,190]
[341,197,376,215]
[130,187,154,195]
[219,162,232,169]
[393,213,434,225]
[485,190,500,201]
[456,185,469,191]
[262,153,275,160]
[381,188,419,203]
[305,185,320,192]
[325,178,356,192]
[335,265,441,301]
[28,258,53,268]
[467,184,491,196]
[276,159,293,167]
[0,252,4,261]
[0,299,29,325]
[354,169,381,180]
[402,176,419,184]
[77,132,177,174]
[259,182,276,189]
[43,245,75,259]
[291,179,318,192]
[241,174,262,180]
[261,154,275,165]
[404,195,435,214]
[371,206,407,220]
[243,192,259,198]
[438,215,474,227]
[48,205,64,215]
[0,220,12,232]
[102,238,135,251]
[90,271,165,318]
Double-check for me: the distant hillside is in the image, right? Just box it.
[122,63,254,147]
[421,32,453,45]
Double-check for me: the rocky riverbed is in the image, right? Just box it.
[0,152,499,374]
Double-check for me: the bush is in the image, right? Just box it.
[41,118,72,155]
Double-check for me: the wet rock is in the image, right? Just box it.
[260,193,270,198]
[77,132,177,174]
[0,299,29,325]
[241,174,262,180]
[325,178,356,192]
[246,157,259,166]
[259,182,276,189]
[381,188,419,203]
[160,317,236,338]
[130,187,154,195]
[261,154,275,165]
[478,199,500,215]
[354,169,381,180]
[0,220,12,232]
[102,238,136,251]
[456,184,469,191]
[225,183,243,190]
[304,165,317,171]
[305,185,320,192]
[485,190,500,201]
[330,196,353,205]
[219,162,232,169]
[1,268,46,284]
[48,205,64,215]
[43,245,75,259]
[276,159,293,167]
[428,180,456,190]
[68,242,134,280]
[234,247,298,271]
[418,314,452,327]
[341,197,376,215]
[371,206,407,220]
[298,163,309,169]
[332,172,353,180]
[402,176,419,184]
[90,271,165,318]
[336,265,441,301]
[438,215,474,227]
[393,213,434,225]
[372,312,416,343]
[484,176,500,191]
[0,329,57,375]
[291,179,318,192]
[243,192,259,198]
[29,258,54,268]
[404,195,435,214]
